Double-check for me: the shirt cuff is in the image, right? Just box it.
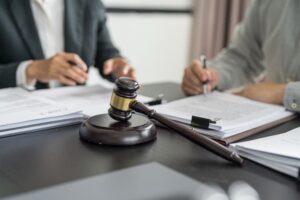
[16,60,36,90]
[283,82,300,112]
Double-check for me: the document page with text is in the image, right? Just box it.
[0,88,82,131]
[154,92,294,136]
[33,85,152,116]
[230,127,300,178]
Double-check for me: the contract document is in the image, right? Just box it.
[33,85,152,116]
[154,92,295,144]
[231,127,300,179]
[0,88,83,137]
[0,85,152,138]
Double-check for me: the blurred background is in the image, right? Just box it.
[90,0,250,85]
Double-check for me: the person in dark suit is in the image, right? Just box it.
[0,0,136,89]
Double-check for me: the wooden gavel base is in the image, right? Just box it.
[79,113,157,146]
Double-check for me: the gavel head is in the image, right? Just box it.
[108,77,140,121]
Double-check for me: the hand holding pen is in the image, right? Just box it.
[182,55,220,96]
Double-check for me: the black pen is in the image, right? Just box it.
[201,55,209,96]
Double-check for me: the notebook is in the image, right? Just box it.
[153,91,295,144]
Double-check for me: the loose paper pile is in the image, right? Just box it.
[231,127,300,179]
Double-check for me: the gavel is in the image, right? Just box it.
[108,78,243,165]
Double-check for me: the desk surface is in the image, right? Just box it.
[0,82,300,199]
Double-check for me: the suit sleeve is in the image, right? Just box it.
[209,0,264,90]
[0,62,19,88]
[94,1,121,82]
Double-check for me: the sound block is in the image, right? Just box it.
[79,113,157,146]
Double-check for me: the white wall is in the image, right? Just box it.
[102,0,192,9]
[106,14,192,84]
[89,0,193,85]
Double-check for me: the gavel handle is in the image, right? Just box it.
[130,101,243,165]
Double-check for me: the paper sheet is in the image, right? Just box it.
[33,85,152,116]
[0,90,81,127]
[232,127,300,161]
[154,91,293,131]
[230,127,300,178]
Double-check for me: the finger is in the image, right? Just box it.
[58,75,76,86]
[63,68,87,84]
[185,67,202,86]
[47,59,70,79]
[114,64,131,77]
[103,59,114,75]
[73,67,88,80]
[128,68,137,80]
[55,58,88,83]
[190,60,207,82]
[59,52,87,71]
[182,79,202,94]
[183,85,201,96]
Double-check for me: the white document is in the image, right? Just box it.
[0,85,152,138]
[231,127,300,178]
[153,91,294,138]
[0,91,81,128]
[235,150,299,178]
[231,127,300,166]
[0,88,83,137]
[33,84,152,116]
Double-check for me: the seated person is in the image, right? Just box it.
[0,0,135,89]
[182,0,300,112]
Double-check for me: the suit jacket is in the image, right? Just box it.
[0,0,121,89]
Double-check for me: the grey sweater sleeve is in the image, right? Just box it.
[209,0,265,91]
[284,82,300,112]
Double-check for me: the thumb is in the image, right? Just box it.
[103,59,114,75]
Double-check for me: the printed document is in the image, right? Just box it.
[231,127,300,178]
[154,92,294,139]
[0,85,151,138]
[0,88,82,137]
[33,85,152,116]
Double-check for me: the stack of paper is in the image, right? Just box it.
[0,85,153,138]
[33,85,152,116]
[0,88,83,138]
[154,92,295,144]
[230,128,300,179]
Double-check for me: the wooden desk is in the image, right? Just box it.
[0,82,299,199]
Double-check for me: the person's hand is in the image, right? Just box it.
[182,60,219,96]
[103,58,136,79]
[26,52,88,86]
[235,82,286,104]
